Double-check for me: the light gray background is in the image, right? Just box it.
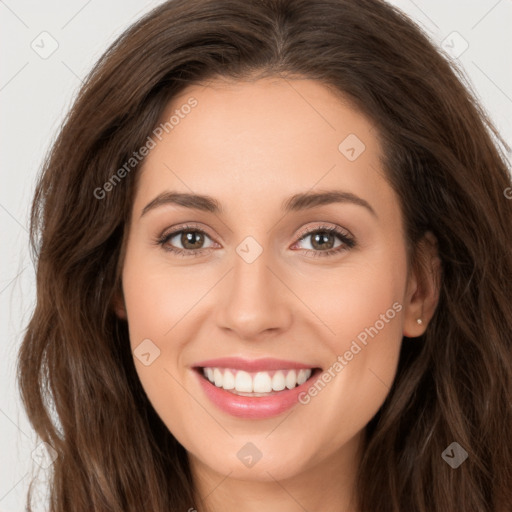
[1,1,511,510]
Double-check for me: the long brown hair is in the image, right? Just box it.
[18,0,512,510]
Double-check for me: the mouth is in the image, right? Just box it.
[192,363,323,419]
[194,366,322,397]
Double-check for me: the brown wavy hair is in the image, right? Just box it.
[18,0,512,510]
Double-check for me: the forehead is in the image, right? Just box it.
[135,77,393,219]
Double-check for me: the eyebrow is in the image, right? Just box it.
[140,190,377,218]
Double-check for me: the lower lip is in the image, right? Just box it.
[194,368,321,419]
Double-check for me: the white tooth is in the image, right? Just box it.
[253,372,272,393]
[285,369,297,389]
[297,369,312,385]
[206,367,214,382]
[235,370,253,392]
[272,371,286,391]
[213,368,223,387]
[222,369,235,390]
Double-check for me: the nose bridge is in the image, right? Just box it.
[215,235,292,338]
[232,241,272,296]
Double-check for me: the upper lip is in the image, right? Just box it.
[193,357,319,373]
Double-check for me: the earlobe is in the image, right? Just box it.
[402,231,441,338]
[112,286,127,320]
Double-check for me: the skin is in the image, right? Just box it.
[115,76,440,512]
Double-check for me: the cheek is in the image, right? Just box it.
[294,245,407,416]
[295,246,407,354]
[120,246,198,398]
[120,250,205,440]
[121,247,209,348]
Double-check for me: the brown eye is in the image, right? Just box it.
[308,231,337,250]
[179,230,206,250]
[157,226,216,256]
[293,226,355,257]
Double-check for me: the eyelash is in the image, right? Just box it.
[155,223,356,258]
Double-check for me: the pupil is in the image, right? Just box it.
[312,232,334,250]
[182,231,203,249]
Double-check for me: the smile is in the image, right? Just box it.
[201,367,314,395]
[192,357,322,419]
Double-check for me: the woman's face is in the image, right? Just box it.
[117,77,425,484]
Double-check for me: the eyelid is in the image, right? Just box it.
[157,222,219,248]
[294,223,353,241]
[160,222,215,239]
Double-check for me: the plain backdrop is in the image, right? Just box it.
[1,0,511,510]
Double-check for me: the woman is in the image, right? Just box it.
[18,0,512,511]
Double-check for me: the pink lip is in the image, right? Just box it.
[193,357,315,373]
[192,360,322,420]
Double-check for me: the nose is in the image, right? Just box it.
[215,246,293,341]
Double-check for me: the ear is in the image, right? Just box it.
[112,283,127,320]
[402,231,441,338]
